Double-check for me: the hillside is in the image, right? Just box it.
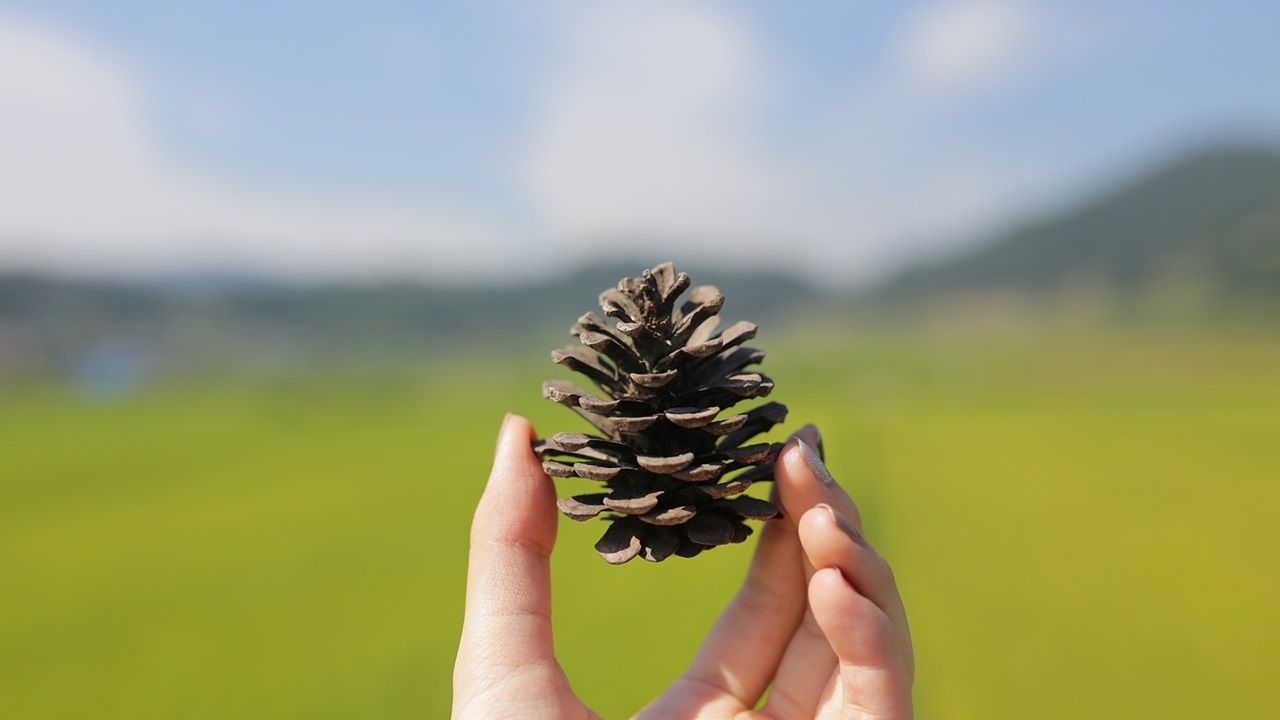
[6,146,1280,383]
[0,263,821,381]
[867,147,1280,314]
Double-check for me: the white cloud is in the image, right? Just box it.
[895,0,1038,93]
[0,12,511,280]
[519,1,821,268]
[0,4,1119,288]
[515,1,1063,285]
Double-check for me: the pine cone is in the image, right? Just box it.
[534,262,787,564]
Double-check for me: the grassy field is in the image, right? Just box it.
[2,332,1279,718]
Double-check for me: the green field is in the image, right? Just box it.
[3,332,1279,718]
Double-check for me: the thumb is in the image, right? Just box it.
[455,414,560,687]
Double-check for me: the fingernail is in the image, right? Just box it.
[819,503,864,543]
[494,412,515,457]
[796,438,836,487]
[804,423,825,460]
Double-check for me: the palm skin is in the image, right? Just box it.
[453,415,913,720]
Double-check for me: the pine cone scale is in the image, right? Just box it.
[640,505,696,525]
[595,518,645,564]
[572,463,628,482]
[641,526,680,562]
[634,452,696,474]
[558,495,609,520]
[664,406,721,427]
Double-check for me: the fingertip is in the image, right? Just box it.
[799,504,864,550]
[489,414,545,485]
[807,566,864,639]
[477,413,557,553]
[776,440,858,522]
[494,412,536,456]
[809,565,852,603]
[799,508,860,600]
[808,566,895,661]
[776,435,802,472]
[777,436,834,492]
[774,442,811,518]
[789,423,821,455]
[492,411,514,456]
[796,504,828,546]
[774,436,806,484]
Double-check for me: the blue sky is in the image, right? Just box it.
[1,1,1277,285]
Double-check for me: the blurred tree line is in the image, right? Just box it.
[2,145,1278,386]
[0,263,822,384]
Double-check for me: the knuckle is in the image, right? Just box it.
[799,608,827,641]
[736,573,791,616]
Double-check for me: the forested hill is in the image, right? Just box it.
[5,145,1280,381]
[0,263,821,378]
[866,147,1280,311]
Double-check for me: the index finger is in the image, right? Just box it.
[454,414,561,686]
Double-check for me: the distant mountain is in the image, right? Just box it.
[866,147,1280,315]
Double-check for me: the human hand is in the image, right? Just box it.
[452,414,913,719]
